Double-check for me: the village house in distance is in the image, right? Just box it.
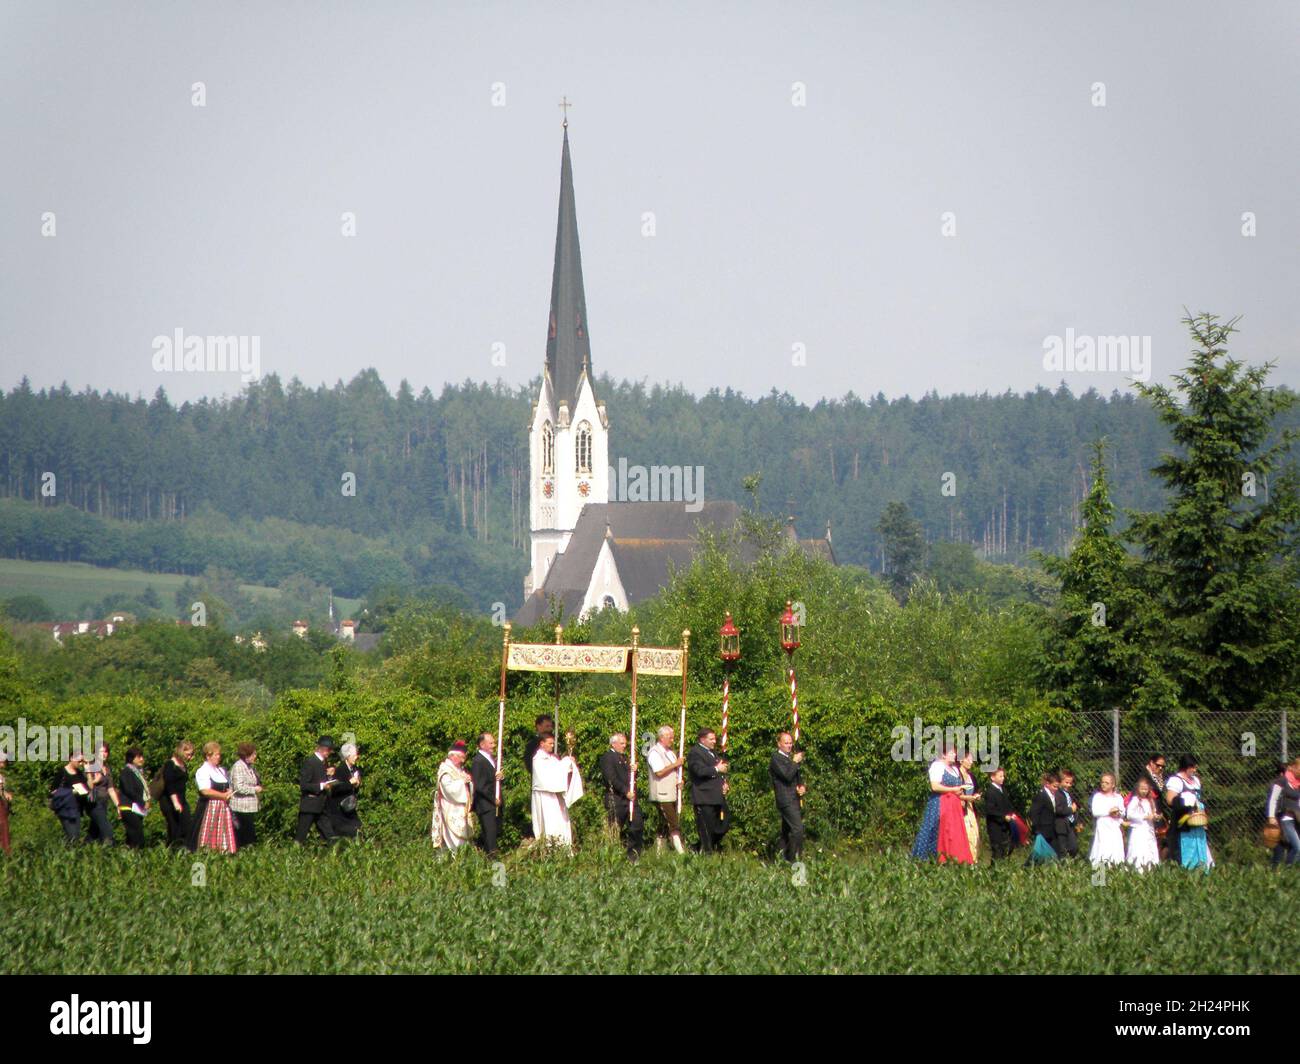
[514,121,832,626]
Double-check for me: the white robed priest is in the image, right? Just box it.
[530,733,584,846]
[431,740,474,850]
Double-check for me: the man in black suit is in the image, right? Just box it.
[687,727,729,853]
[1027,772,1063,861]
[523,715,554,777]
[1056,768,1080,858]
[295,736,339,845]
[598,733,644,859]
[982,765,1015,859]
[471,731,504,856]
[769,732,805,862]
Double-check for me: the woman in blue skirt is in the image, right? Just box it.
[1165,754,1213,871]
[912,746,966,859]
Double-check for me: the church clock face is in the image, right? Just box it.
[577,480,590,497]
[542,480,554,498]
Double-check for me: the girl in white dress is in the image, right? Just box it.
[1125,777,1160,870]
[1089,773,1126,866]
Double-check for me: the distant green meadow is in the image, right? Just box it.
[2,842,1294,974]
[0,558,361,619]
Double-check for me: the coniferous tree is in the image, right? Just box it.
[878,501,926,602]
[1127,313,1300,711]
[1038,440,1176,713]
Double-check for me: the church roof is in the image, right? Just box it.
[545,128,592,410]
[514,501,742,625]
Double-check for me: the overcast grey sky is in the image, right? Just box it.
[1,1,1296,406]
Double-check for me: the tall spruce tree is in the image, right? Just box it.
[878,501,926,602]
[1127,313,1300,711]
[1039,440,1176,713]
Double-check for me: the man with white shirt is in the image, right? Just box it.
[471,731,504,855]
[646,725,686,853]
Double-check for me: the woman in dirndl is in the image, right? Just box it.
[911,746,972,863]
[191,741,237,853]
[957,752,981,861]
[1165,754,1212,871]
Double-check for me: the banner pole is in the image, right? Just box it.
[677,629,690,816]
[629,626,640,808]
[495,622,510,808]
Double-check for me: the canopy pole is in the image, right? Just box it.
[495,621,511,808]
[677,628,690,816]
[554,623,564,752]
[629,626,640,807]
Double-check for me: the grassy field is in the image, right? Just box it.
[0,558,361,619]
[2,841,1294,974]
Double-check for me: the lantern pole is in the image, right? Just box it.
[779,600,802,749]
[496,621,510,808]
[676,629,690,816]
[628,626,640,808]
[719,611,740,757]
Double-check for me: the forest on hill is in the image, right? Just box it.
[2,335,1297,611]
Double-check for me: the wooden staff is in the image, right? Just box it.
[553,623,563,750]
[495,621,510,808]
[628,626,640,807]
[676,628,690,816]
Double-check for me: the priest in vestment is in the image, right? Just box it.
[531,734,584,846]
[432,741,474,851]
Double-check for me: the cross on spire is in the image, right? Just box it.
[559,95,572,128]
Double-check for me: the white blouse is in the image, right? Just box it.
[928,760,949,785]
[195,763,229,791]
[1091,791,1124,818]
[1166,773,1201,810]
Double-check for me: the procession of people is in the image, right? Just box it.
[912,747,1238,872]
[5,722,1291,871]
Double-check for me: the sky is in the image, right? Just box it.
[1,0,1297,406]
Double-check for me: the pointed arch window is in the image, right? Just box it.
[542,421,554,474]
[576,420,593,474]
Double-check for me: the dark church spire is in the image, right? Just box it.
[545,124,592,410]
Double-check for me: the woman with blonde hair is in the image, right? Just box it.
[161,740,194,848]
[191,741,237,853]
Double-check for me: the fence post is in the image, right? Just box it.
[1283,708,1289,763]
[1112,707,1121,783]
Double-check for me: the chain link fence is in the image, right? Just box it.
[1065,710,1287,859]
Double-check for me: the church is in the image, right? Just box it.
[513,122,833,626]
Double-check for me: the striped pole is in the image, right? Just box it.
[721,668,731,754]
[788,659,799,745]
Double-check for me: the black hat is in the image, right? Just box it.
[315,736,336,750]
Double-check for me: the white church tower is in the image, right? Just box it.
[524,122,609,599]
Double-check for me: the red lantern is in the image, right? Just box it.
[719,611,740,662]
[779,600,801,653]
